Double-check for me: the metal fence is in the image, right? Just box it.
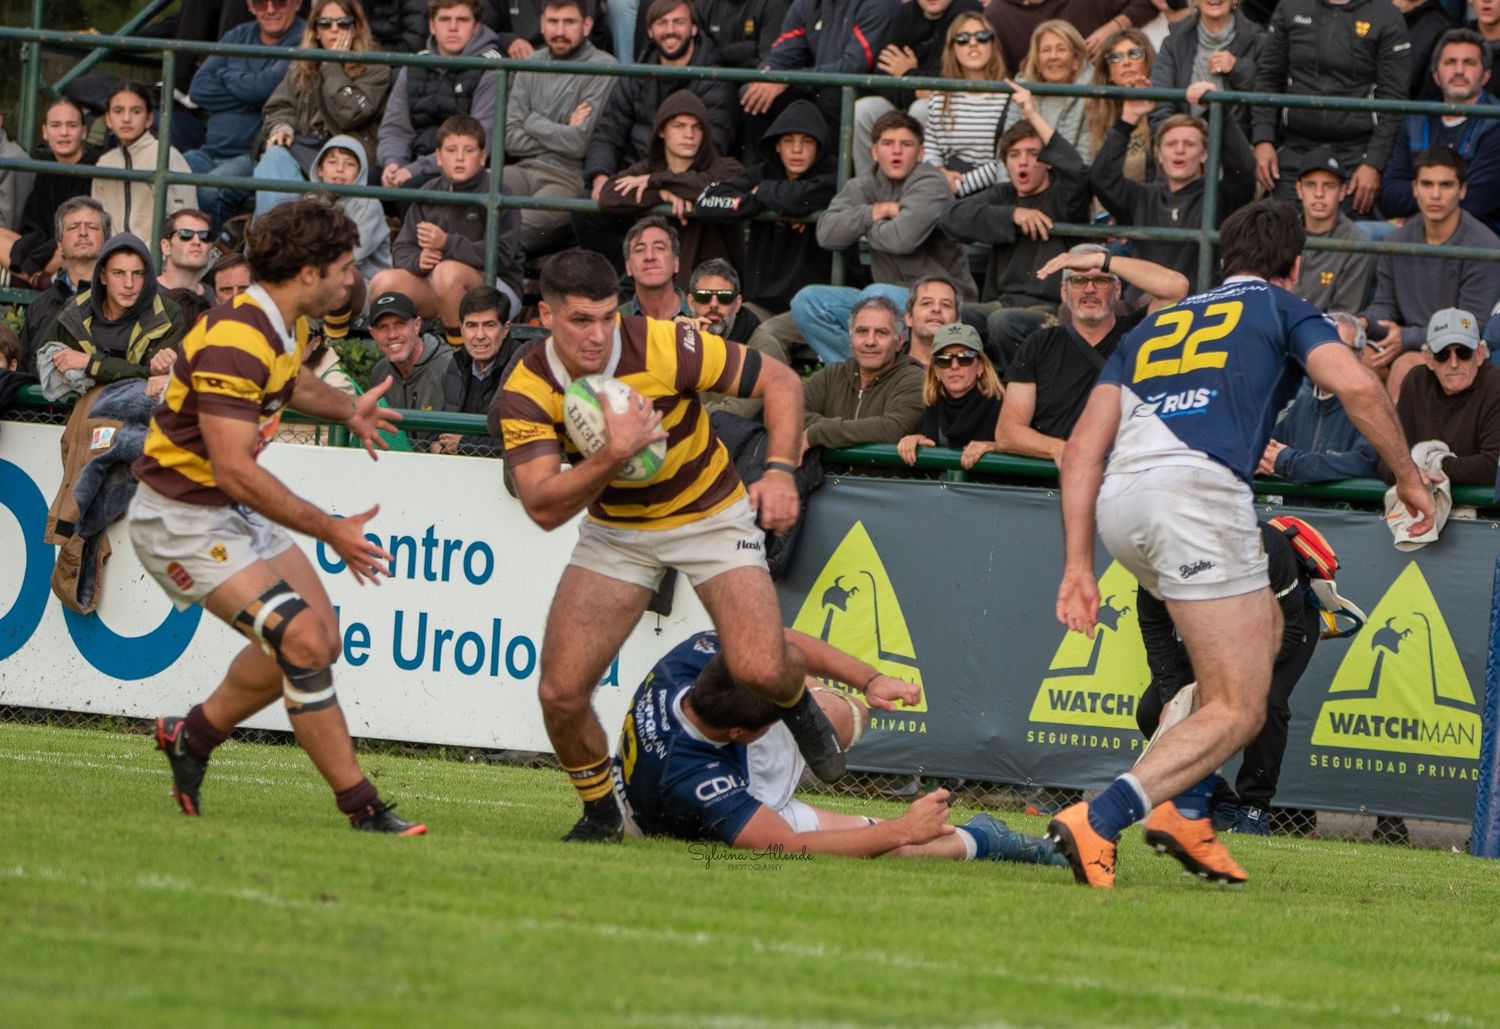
[4,22,1500,304]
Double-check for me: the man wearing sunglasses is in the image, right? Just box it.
[1380,307,1500,490]
[184,0,306,230]
[157,209,216,324]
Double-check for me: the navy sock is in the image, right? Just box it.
[1171,774,1217,821]
[1087,774,1150,840]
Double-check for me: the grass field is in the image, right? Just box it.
[3,723,1498,1029]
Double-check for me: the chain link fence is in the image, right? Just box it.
[0,705,1466,849]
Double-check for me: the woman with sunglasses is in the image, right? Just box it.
[1149,0,1262,135]
[252,0,391,218]
[1085,30,1156,183]
[93,83,196,247]
[897,322,1004,470]
[922,13,1012,198]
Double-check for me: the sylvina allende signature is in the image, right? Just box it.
[687,841,815,870]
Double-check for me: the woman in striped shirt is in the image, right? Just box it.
[922,12,1012,197]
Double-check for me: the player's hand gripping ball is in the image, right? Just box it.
[562,374,668,482]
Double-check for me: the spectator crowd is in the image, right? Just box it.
[2,0,1499,486]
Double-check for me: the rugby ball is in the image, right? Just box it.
[561,374,668,483]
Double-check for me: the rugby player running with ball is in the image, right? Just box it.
[496,249,843,842]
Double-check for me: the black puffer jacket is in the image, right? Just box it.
[1250,0,1412,167]
[365,0,431,52]
[582,34,740,182]
[695,0,796,68]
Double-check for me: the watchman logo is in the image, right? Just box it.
[1028,561,1150,730]
[1311,564,1479,759]
[789,522,926,712]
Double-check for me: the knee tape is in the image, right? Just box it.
[231,582,335,714]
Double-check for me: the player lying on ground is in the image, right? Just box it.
[132,197,426,835]
[613,628,1068,865]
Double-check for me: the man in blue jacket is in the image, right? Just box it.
[1259,312,1379,483]
[184,0,305,230]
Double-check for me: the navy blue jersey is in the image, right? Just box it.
[1098,278,1339,483]
[611,631,763,843]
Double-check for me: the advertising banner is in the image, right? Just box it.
[780,477,1494,822]
[3,421,1492,821]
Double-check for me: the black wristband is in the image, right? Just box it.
[1100,253,1112,275]
[765,459,798,476]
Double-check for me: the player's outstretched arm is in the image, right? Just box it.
[1056,385,1120,637]
[199,413,395,585]
[784,628,920,710]
[1305,342,1435,535]
[509,399,666,531]
[290,374,403,461]
[730,789,955,858]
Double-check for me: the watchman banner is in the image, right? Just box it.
[777,478,1494,822]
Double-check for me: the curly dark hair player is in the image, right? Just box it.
[130,197,426,835]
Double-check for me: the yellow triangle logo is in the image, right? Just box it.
[1028,562,1150,729]
[1311,564,1479,759]
[789,521,926,711]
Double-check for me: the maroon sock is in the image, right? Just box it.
[335,777,379,816]
[183,704,231,761]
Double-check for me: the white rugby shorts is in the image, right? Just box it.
[568,497,768,590]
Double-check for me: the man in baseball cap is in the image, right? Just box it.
[1294,145,1374,314]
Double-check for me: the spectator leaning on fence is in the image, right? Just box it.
[36,233,187,403]
[1259,311,1380,483]
[1380,307,1500,489]
[371,114,524,346]
[185,0,306,230]
[940,80,1090,373]
[1380,29,1500,235]
[1,98,99,286]
[585,91,745,286]
[251,0,393,219]
[1360,147,1500,400]
[1293,147,1376,314]
[378,0,504,193]
[850,0,985,179]
[694,99,836,314]
[797,110,977,365]
[1250,0,1411,214]
[995,245,1188,462]
[502,0,617,255]
[1090,83,1256,289]
[368,290,455,446]
[584,0,740,202]
[20,198,109,374]
[800,293,927,456]
[92,83,195,247]
[898,321,1003,470]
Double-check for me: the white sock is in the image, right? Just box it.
[954,827,979,860]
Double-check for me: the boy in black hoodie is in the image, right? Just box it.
[697,99,837,314]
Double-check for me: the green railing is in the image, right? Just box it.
[5,24,1500,303]
[11,385,1495,509]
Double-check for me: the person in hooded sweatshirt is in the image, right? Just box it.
[576,90,744,285]
[310,136,392,339]
[250,0,393,219]
[370,114,523,347]
[37,233,188,402]
[696,99,836,314]
[91,83,195,247]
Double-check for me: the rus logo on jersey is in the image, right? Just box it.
[1130,388,1217,420]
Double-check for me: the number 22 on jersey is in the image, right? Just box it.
[1133,301,1243,383]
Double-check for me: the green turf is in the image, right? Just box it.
[2,723,1497,1028]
